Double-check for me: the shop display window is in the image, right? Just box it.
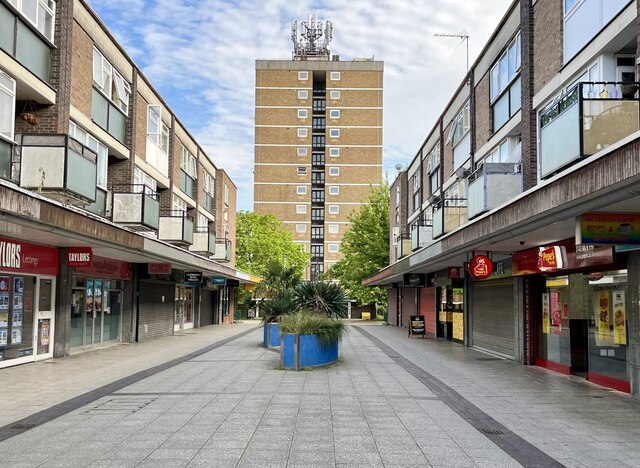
[0,275,35,361]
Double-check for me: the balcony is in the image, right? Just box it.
[0,138,13,181]
[111,184,160,231]
[467,163,522,219]
[432,199,468,239]
[189,227,216,255]
[396,233,412,260]
[211,238,232,263]
[159,210,194,246]
[540,82,640,179]
[411,223,433,251]
[16,134,97,205]
[85,187,108,217]
[91,89,126,144]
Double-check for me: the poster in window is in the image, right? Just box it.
[613,291,626,345]
[596,291,611,344]
[39,319,50,347]
[12,311,22,327]
[550,292,561,327]
[0,311,7,328]
[13,294,22,311]
[0,293,8,311]
[13,277,24,294]
[11,327,21,345]
[0,327,7,346]
[0,277,9,292]
[541,293,550,334]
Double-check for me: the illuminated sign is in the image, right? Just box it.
[468,255,493,279]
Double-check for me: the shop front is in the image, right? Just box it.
[434,269,464,343]
[0,237,58,368]
[70,256,132,349]
[514,241,630,392]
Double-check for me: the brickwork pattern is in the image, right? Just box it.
[533,0,563,95]
[474,72,492,153]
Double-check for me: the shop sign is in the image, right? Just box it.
[403,273,425,287]
[148,263,172,274]
[226,279,240,287]
[0,237,59,276]
[210,277,226,285]
[447,267,462,279]
[538,246,565,271]
[408,315,425,338]
[578,212,640,245]
[513,241,613,276]
[185,272,203,284]
[467,255,493,279]
[76,256,132,280]
[66,247,93,267]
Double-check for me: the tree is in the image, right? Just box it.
[256,260,302,299]
[235,211,309,277]
[326,182,390,310]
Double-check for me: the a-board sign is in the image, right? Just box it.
[409,315,426,338]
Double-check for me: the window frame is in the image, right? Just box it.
[92,47,130,115]
[172,194,187,213]
[297,109,308,119]
[329,185,340,195]
[328,224,339,234]
[180,145,197,179]
[297,128,308,138]
[0,71,16,142]
[328,243,339,253]
[329,109,341,119]
[329,167,340,176]
[329,147,340,157]
[10,0,55,41]
[296,185,307,195]
[330,71,341,81]
[328,205,340,214]
[296,224,307,233]
[330,90,341,99]
[447,101,471,147]
[298,89,308,99]
[69,121,108,189]
[134,167,157,194]
[296,204,307,214]
[297,166,308,176]
[298,71,308,80]
[203,171,215,196]
[490,32,521,103]
[147,105,169,154]
[329,128,340,138]
[297,147,308,157]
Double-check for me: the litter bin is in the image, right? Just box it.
[383,311,388,322]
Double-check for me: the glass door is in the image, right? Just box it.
[174,285,184,332]
[35,277,55,360]
[103,284,122,342]
[70,287,85,348]
[184,287,194,330]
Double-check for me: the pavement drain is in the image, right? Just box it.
[479,428,505,435]
[83,397,157,415]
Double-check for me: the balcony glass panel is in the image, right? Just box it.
[91,89,109,130]
[411,225,432,251]
[66,145,98,202]
[85,187,107,217]
[15,21,50,83]
[159,211,193,245]
[0,4,14,52]
[540,90,580,178]
[433,207,444,238]
[108,106,126,143]
[468,171,522,219]
[582,99,639,156]
[396,236,411,259]
[143,194,160,229]
[203,192,214,213]
[212,239,232,262]
[112,187,159,230]
[180,170,196,199]
[0,139,11,180]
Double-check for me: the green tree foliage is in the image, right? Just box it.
[236,211,309,277]
[326,182,390,309]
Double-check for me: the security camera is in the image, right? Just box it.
[519,241,525,246]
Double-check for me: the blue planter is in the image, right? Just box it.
[263,323,281,347]
[282,334,339,369]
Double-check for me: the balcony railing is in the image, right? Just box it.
[540,81,640,179]
[211,238,232,263]
[16,134,97,205]
[159,210,194,246]
[91,89,126,144]
[111,184,160,231]
[411,223,433,251]
[432,199,468,239]
[85,187,108,217]
[467,163,522,219]
[189,227,216,255]
[396,233,412,260]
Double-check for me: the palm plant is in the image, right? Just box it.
[293,281,348,318]
[256,260,302,299]
[260,289,297,324]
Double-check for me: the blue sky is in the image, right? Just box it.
[88,0,512,212]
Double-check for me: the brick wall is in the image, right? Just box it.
[533,0,563,95]
[69,21,92,118]
[522,0,539,190]
[474,72,492,152]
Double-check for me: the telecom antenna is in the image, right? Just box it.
[434,32,470,73]
[291,14,333,60]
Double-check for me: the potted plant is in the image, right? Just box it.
[261,290,296,348]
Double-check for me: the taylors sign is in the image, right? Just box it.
[0,237,60,275]
[0,241,21,269]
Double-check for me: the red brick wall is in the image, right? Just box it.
[533,0,563,95]
[474,72,492,151]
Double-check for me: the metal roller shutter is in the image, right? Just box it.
[419,287,436,335]
[138,281,174,342]
[471,278,516,358]
[200,290,214,327]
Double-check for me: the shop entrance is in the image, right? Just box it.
[71,279,122,348]
[174,285,194,332]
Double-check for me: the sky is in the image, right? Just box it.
[88,0,513,212]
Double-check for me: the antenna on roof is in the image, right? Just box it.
[291,14,333,60]
[434,32,470,74]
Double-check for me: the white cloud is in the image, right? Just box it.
[89,0,513,211]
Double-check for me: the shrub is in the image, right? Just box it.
[279,312,346,346]
[261,290,297,324]
[293,281,348,318]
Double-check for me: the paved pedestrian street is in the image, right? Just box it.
[0,323,639,467]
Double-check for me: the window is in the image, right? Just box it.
[312,117,325,130]
[444,181,466,206]
[426,142,441,175]
[224,184,229,204]
[481,139,510,165]
[311,226,324,239]
[297,166,307,175]
[298,71,308,80]
[430,170,441,194]
[329,109,340,119]
[328,243,339,253]
[180,145,197,178]
[69,121,108,189]
[328,224,339,234]
[395,186,400,206]
[10,0,55,41]
[298,109,308,119]
[312,135,325,148]
[490,33,521,102]
[203,171,215,212]
[411,172,421,212]
[328,205,339,214]
[197,213,209,229]
[330,71,341,81]
[296,185,307,195]
[203,172,215,195]
[329,167,340,176]
[329,148,340,157]
[330,90,341,99]
[93,48,130,114]
[312,189,325,203]
[311,171,325,184]
[298,90,308,99]
[311,244,324,257]
[297,128,307,137]
[311,208,324,221]
[329,129,340,138]
[0,71,16,141]
[447,101,470,146]
[147,105,169,154]
[296,204,307,214]
[173,194,187,213]
[312,153,325,166]
[297,147,307,157]
[296,224,307,233]
[134,167,157,194]
[313,99,326,112]
[329,186,339,195]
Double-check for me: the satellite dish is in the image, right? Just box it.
[395,164,403,170]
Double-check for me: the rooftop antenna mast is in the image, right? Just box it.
[291,14,333,60]
[434,32,470,74]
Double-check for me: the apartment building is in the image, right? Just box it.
[366,0,640,398]
[254,16,383,280]
[0,0,254,368]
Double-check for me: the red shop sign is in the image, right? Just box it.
[67,247,93,267]
[448,267,462,279]
[0,237,59,276]
[513,240,613,276]
[148,263,172,275]
[538,246,565,271]
[75,255,131,280]
[468,255,493,279]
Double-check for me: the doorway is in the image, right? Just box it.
[71,278,122,348]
